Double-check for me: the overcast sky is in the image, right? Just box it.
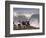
[13,8,39,14]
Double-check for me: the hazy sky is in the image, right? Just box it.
[13,8,39,14]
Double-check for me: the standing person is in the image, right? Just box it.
[22,21,26,29]
[26,20,30,29]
